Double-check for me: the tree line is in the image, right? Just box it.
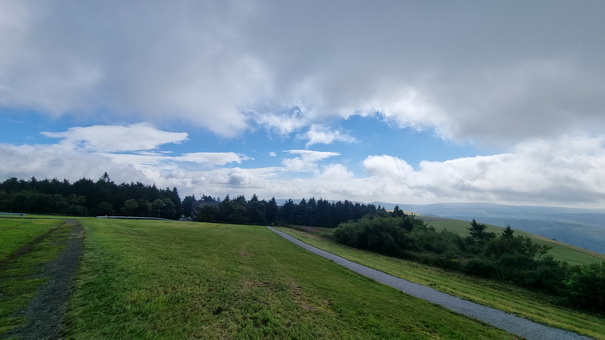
[184,194,388,227]
[333,214,605,312]
[0,173,182,219]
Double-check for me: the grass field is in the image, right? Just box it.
[419,216,605,265]
[0,218,63,260]
[64,219,513,339]
[278,227,605,339]
[0,218,71,335]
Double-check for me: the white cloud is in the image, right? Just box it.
[281,150,340,172]
[301,124,357,147]
[0,143,149,184]
[0,123,253,197]
[0,141,261,199]
[177,152,251,165]
[316,164,354,182]
[101,152,248,172]
[424,59,605,144]
[363,155,414,180]
[250,108,307,136]
[154,167,281,198]
[1,135,605,208]
[2,1,605,208]
[42,123,188,152]
[3,1,604,144]
[360,136,605,207]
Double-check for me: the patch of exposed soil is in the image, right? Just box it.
[7,220,84,339]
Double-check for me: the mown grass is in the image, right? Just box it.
[0,218,63,260]
[65,219,514,339]
[278,227,605,339]
[420,217,605,265]
[0,218,72,335]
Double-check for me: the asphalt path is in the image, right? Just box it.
[268,227,593,340]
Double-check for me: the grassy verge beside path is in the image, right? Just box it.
[0,218,63,261]
[277,227,605,339]
[65,219,513,339]
[0,218,73,335]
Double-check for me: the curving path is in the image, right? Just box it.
[268,227,592,340]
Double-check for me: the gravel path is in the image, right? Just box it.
[268,227,593,340]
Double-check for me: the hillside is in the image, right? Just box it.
[419,216,605,266]
[1,217,512,339]
[374,202,605,255]
[2,216,604,338]
[280,227,605,339]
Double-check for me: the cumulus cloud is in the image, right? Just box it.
[0,1,263,137]
[2,134,605,207]
[281,150,340,172]
[361,136,605,207]
[363,155,414,180]
[2,1,605,208]
[2,1,604,144]
[0,143,149,184]
[301,124,357,147]
[42,123,188,152]
[38,123,249,169]
[250,108,307,136]
[0,123,253,197]
[0,141,259,198]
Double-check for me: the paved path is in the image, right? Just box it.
[268,227,593,340]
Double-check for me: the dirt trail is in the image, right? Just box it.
[7,219,84,339]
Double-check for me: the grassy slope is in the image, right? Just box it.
[0,218,63,260]
[420,217,605,265]
[65,219,512,339]
[0,218,71,335]
[278,227,605,339]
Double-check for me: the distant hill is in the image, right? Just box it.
[373,202,605,255]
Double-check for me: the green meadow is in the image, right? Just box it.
[0,218,63,259]
[63,219,512,339]
[3,217,603,339]
[278,227,605,339]
[0,218,70,334]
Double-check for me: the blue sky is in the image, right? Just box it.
[1,1,605,208]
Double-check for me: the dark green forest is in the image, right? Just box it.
[333,214,605,313]
[185,194,387,228]
[0,174,182,219]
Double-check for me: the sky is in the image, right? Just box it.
[1,0,605,208]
